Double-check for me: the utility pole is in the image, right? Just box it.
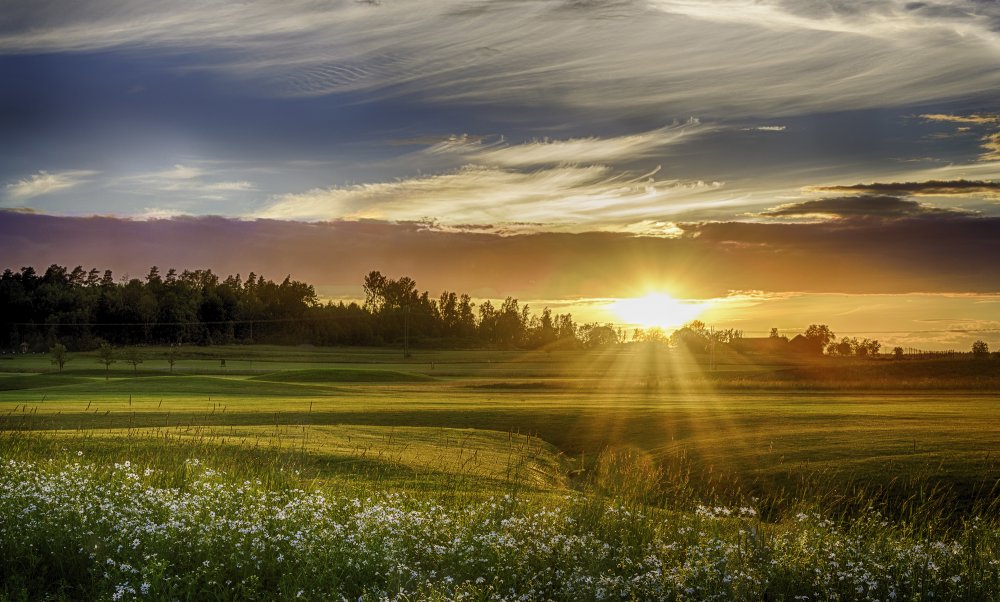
[709,326,716,371]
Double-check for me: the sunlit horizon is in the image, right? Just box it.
[308,287,1000,350]
[608,292,708,331]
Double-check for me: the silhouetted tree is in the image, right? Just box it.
[803,324,835,354]
[477,300,497,344]
[636,327,669,344]
[670,321,709,352]
[972,340,990,358]
[495,297,526,348]
[362,271,388,314]
[833,337,854,356]
[852,338,880,357]
[579,323,619,347]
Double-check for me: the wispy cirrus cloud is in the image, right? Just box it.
[424,120,707,168]
[741,125,787,132]
[258,163,724,231]
[114,164,257,199]
[258,123,729,230]
[651,0,1000,35]
[4,169,98,201]
[1,1,998,117]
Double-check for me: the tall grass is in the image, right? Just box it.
[4,433,1000,601]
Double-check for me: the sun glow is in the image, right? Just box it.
[609,292,706,330]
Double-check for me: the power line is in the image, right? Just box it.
[735,329,1000,335]
[4,316,357,327]
[6,313,1000,335]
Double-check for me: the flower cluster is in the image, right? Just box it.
[1,459,997,601]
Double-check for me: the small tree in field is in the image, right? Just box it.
[97,342,116,380]
[972,340,989,358]
[166,345,179,373]
[50,343,69,372]
[124,347,144,374]
[893,346,904,359]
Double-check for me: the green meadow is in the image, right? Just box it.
[4,345,999,503]
[3,345,1000,600]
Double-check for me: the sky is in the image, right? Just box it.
[1,0,999,349]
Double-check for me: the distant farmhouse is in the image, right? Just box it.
[733,334,822,356]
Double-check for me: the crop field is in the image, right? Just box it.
[2,345,1000,600]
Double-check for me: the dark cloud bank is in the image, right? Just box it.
[2,209,998,299]
[812,179,1000,196]
[761,195,971,219]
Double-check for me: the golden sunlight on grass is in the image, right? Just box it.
[609,292,706,330]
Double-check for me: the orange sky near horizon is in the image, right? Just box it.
[1,212,997,352]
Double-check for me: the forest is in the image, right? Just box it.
[0,265,601,352]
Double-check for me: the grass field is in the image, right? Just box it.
[2,344,1000,599]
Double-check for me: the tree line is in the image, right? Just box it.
[0,265,616,352]
[7,264,987,358]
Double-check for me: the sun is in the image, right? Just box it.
[609,292,705,330]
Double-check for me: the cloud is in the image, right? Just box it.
[258,124,727,230]
[144,164,203,181]
[5,170,98,201]
[258,164,723,230]
[134,207,188,220]
[114,164,257,197]
[919,113,999,125]
[650,0,999,34]
[809,179,1000,197]
[0,1,997,117]
[425,120,707,167]
[674,212,1000,295]
[982,132,1000,162]
[761,195,973,219]
[2,210,997,300]
[877,159,1000,187]
[741,125,786,132]
[919,113,1000,161]
[200,181,256,192]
